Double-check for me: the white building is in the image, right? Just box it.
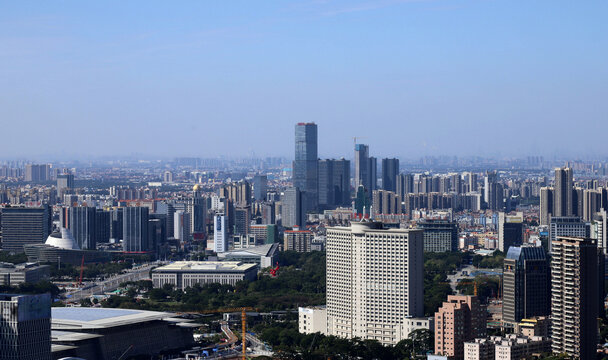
[299,306,327,335]
[213,214,227,253]
[401,316,434,340]
[151,261,257,290]
[464,335,551,360]
[326,221,424,345]
[173,210,191,241]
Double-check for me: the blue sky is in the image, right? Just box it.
[1,1,607,160]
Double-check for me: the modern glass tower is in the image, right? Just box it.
[294,123,318,212]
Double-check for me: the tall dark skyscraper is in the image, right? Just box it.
[502,246,550,327]
[293,123,318,212]
[554,166,573,217]
[318,158,351,210]
[253,174,268,201]
[381,158,399,192]
[354,144,369,191]
[68,206,97,250]
[122,207,150,252]
[0,206,51,253]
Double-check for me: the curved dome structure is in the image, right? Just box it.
[45,228,80,250]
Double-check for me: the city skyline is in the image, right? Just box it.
[2,1,608,159]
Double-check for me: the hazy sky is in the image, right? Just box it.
[1,1,607,161]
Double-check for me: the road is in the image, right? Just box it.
[64,263,157,303]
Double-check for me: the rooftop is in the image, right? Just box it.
[220,243,279,257]
[152,261,257,273]
[52,307,171,329]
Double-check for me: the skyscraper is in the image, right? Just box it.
[293,123,318,212]
[173,210,191,242]
[213,213,227,253]
[539,187,553,226]
[553,167,573,217]
[435,295,486,360]
[354,144,370,191]
[0,293,51,360]
[281,187,304,228]
[326,222,423,345]
[396,173,414,202]
[56,173,74,195]
[497,212,524,252]
[548,216,589,253]
[502,246,550,327]
[381,158,399,192]
[417,218,459,252]
[550,236,598,359]
[122,207,150,252]
[318,159,351,209]
[0,206,51,253]
[253,174,268,201]
[68,206,97,250]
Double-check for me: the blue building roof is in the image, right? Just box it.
[506,246,546,261]
[52,307,143,322]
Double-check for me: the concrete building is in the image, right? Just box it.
[548,216,589,253]
[299,306,327,335]
[464,335,550,360]
[293,122,318,212]
[250,224,277,245]
[382,158,399,192]
[213,213,228,253]
[25,164,50,182]
[218,243,279,268]
[151,261,258,290]
[326,222,424,345]
[0,293,51,360]
[253,174,268,201]
[417,219,459,252]
[434,295,486,360]
[396,173,414,203]
[173,210,191,242]
[539,187,553,226]
[122,207,150,252]
[51,307,194,360]
[281,187,305,228]
[517,316,550,338]
[464,338,495,360]
[402,316,434,340]
[1,206,51,253]
[554,167,573,217]
[284,230,314,252]
[0,262,50,286]
[56,173,74,195]
[502,246,549,328]
[497,212,523,252]
[550,236,598,359]
[318,158,351,210]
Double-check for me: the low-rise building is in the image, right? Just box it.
[516,316,551,338]
[464,335,551,360]
[401,316,434,340]
[0,262,50,286]
[218,243,279,268]
[464,338,495,360]
[151,261,258,290]
[298,306,327,335]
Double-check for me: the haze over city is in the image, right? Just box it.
[2,1,607,160]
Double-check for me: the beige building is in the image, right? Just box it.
[151,261,257,290]
[283,230,313,252]
[435,295,486,360]
[298,306,327,335]
[326,221,424,345]
[464,338,495,360]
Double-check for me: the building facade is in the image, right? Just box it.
[293,122,318,212]
[434,295,486,360]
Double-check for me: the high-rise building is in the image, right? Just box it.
[550,236,598,359]
[234,207,250,236]
[539,187,553,226]
[25,164,50,182]
[369,156,377,191]
[592,209,608,252]
[468,172,478,192]
[56,173,74,196]
[95,209,111,244]
[497,212,524,252]
[583,189,602,221]
[484,171,497,204]
[548,216,589,253]
[553,167,573,217]
[354,144,370,191]
[0,206,50,253]
[396,173,414,202]
[502,246,550,327]
[417,219,458,252]
[318,159,351,210]
[283,230,313,252]
[173,210,191,242]
[435,295,486,360]
[281,187,304,228]
[0,293,51,360]
[253,174,268,201]
[188,194,207,238]
[293,122,318,212]
[213,214,227,253]
[68,206,97,250]
[381,158,399,192]
[122,207,150,252]
[371,190,400,215]
[326,222,423,345]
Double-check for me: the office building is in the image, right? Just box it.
[281,187,305,228]
[583,188,602,221]
[382,158,399,192]
[0,293,51,360]
[213,213,227,253]
[548,216,589,253]
[253,174,268,201]
[354,144,370,191]
[151,261,257,289]
[554,167,573,217]
[434,295,486,360]
[497,212,524,252]
[396,173,414,202]
[417,219,458,252]
[299,306,327,335]
[250,224,277,245]
[539,187,553,226]
[188,191,207,238]
[484,171,497,205]
[68,206,97,250]
[25,164,50,182]
[95,209,111,244]
[0,263,50,286]
[318,158,351,209]
[24,228,111,265]
[122,207,150,252]
[550,236,598,359]
[326,222,424,345]
[173,210,191,242]
[234,207,250,236]
[218,243,279,268]
[502,246,549,327]
[293,122,318,212]
[284,230,313,252]
[56,173,74,195]
[0,206,50,253]
[464,335,550,360]
[371,190,400,215]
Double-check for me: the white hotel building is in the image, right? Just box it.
[325,221,424,345]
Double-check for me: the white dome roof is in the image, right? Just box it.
[45,228,80,250]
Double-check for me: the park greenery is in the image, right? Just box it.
[471,250,504,269]
[0,280,61,298]
[0,251,28,264]
[423,252,468,316]
[50,261,133,280]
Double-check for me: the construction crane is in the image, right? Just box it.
[457,279,478,296]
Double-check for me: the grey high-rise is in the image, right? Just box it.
[554,167,573,217]
[318,158,351,209]
[68,206,97,250]
[540,187,553,226]
[253,174,268,201]
[122,207,150,252]
[0,206,50,253]
[293,123,318,212]
[281,187,304,228]
[381,158,399,192]
[502,246,550,327]
[549,216,589,253]
[354,144,370,191]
